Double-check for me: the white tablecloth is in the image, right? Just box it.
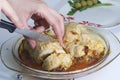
[0,0,120,80]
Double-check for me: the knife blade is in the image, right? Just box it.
[0,19,51,42]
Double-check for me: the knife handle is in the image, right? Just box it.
[0,19,16,33]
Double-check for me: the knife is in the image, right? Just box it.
[0,19,51,42]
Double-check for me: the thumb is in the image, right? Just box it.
[1,0,23,29]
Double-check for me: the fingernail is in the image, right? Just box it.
[59,39,65,48]
[28,41,36,49]
[61,42,65,48]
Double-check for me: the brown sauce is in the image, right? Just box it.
[18,43,104,72]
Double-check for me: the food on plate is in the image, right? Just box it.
[42,53,72,71]
[19,22,106,72]
[67,0,112,15]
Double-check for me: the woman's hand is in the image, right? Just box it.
[8,0,64,48]
[0,0,23,29]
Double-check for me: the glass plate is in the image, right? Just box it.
[58,0,120,28]
[1,26,120,80]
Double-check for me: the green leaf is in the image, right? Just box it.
[68,0,74,7]
[79,6,88,11]
[67,8,78,15]
[93,3,113,7]
[98,0,101,4]
[74,0,81,3]
[101,3,113,6]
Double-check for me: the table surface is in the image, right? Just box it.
[0,0,120,80]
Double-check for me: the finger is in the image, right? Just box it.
[39,9,64,46]
[18,13,30,29]
[49,8,65,37]
[31,26,45,33]
[1,0,23,29]
[26,38,36,49]
[52,25,65,47]
[27,26,46,49]
[20,17,30,29]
